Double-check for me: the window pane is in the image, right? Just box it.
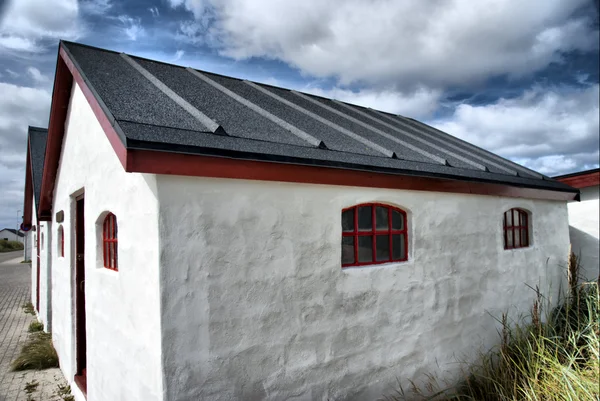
[376,235,390,261]
[342,209,354,232]
[505,211,512,227]
[342,237,355,265]
[358,236,373,262]
[506,230,513,248]
[392,234,406,260]
[375,206,388,230]
[392,210,404,230]
[358,206,372,231]
[515,229,521,246]
[513,209,518,227]
[521,229,528,246]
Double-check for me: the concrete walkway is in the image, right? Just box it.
[0,251,69,401]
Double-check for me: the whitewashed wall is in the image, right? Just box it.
[50,83,163,401]
[157,176,570,401]
[568,185,599,282]
[30,199,52,330]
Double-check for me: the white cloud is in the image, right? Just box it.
[27,67,49,84]
[149,7,160,17]
[174,50,185,61]
[430,84,600,175]
[0,0,81,53]
[304,86,442,119]
[0,82,51,229]
[118,16,144,41]
[169,0,598,88]
[80,0,112,15]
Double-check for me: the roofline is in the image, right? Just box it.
[36,42,579,221]
[553,168,600,189]
[22,134,34,230]
[553,168,600,179]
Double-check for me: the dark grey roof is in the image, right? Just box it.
[29,126,48,212]
[61,41,577,194]
[1,228,25,237]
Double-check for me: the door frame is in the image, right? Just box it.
[73,193,87,396]
[36,225,40,311]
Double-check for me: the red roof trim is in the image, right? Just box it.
[21,137,33,230]
[127,149,577,201]
[555,170,600,189]
[38,44,128,221]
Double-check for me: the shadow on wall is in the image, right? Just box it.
[570,226,600,282]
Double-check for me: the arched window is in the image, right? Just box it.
[341,203,408,267]
[503,208,529,249]
[57,226,64,257]
[102,213,118,270]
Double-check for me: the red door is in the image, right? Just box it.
[74,195,87,395]
[36,227,40,311]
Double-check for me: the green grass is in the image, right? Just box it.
[28,321,44,333]
[22,302,35,315]
[0,239,24,252]
[11,332,59,371]
[385,253,599,401]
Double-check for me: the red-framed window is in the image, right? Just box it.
[342,203,408,267]
[58,226,64,257]
[102,213,118,271]
[503,208,529,249]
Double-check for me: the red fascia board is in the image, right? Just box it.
[21,139,33,230]
[126,149,578,202]
[38,44,127,221]
[555,172,600,189]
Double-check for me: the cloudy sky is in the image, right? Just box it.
[0,0,599,230]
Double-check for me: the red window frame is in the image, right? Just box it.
[503,208,529,250]
[342,203,408,268]
[58,226,64,257]
[102,213,118,271]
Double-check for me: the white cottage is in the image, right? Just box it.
[22,126,52,329]
[22,41,579,401]
[555,168,600,282]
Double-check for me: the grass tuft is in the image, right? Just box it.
[0,239,24,252]
[385,252,599,401]
[11,332,59,371]
[28,321,44,333]
[22,302,35,315]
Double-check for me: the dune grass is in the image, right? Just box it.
[386,253,599,401]
[0,239,24,252]
[11,332,59,371]
[28,321,44,333]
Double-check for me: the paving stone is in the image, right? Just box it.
[0,253,70,401]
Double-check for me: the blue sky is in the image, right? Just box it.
[0,0,599,229]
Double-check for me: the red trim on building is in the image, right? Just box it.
[102,213,118,271]
[554,170,600,189]
[341,203,408,268]
[38,45,127,221]
[503,208,529,250]
[127,149,577,201]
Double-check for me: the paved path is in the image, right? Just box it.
[0,252,69,401]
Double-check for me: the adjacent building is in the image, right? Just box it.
[555,168,600,282]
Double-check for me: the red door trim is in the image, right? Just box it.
[74,195,87,396]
